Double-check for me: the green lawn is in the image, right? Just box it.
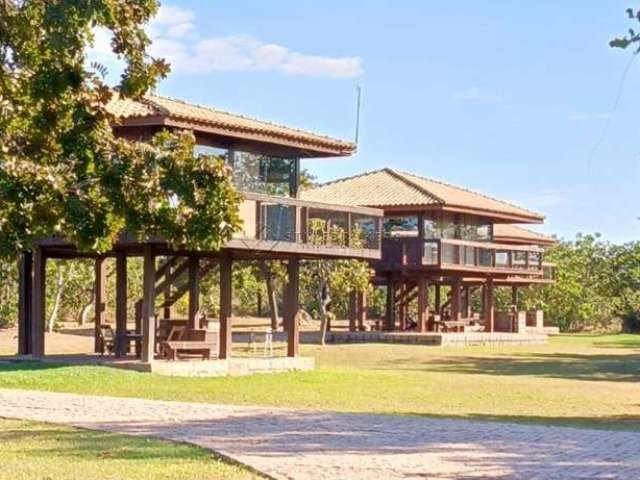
[0,418,260,480]
[1,334,639,431]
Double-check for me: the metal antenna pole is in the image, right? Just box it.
[354,84,362,146]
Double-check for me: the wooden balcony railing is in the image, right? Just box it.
[234,192,383,254]
[381,237,546,274]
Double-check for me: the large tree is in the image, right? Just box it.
[0,0,241,258]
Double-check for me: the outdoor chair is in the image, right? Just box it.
[248,327,273,356]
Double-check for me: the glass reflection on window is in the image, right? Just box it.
[232,151,296,197]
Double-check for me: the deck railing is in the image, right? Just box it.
[235,192,383,252]
[381,237,545,274]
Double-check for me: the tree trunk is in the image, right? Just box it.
[259,262,279,330]
[317,279,331,346]
[47,270,65,333]
[77,291,94,326]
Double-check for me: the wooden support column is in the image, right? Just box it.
[348,290,357,332]
[30,247,46,358]
[18,252,33,355]
[463,286,471,318]
[511,285,518,309]
[398,283,406,330]
[187,256,200,329]
[94,256,108,353]
[435,284,441,316]
[140,246,156,363]
[356,290,367,331]
[451,278,462,321]
[285,258,300,357]
[484,279,495,332]
[219,251,233,359]
[417,276,428,333]
[385,279,395,331]
[115,252,128,357]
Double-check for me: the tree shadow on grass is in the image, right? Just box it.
[380,351,640,382]
[0,359,67,373]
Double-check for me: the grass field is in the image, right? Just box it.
[0,418,260,480]
[1,334,639,431]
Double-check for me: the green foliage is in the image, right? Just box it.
[524,234,640,332]
[0,258,17,328]
[610,8,640,51]
[0,0,241,257]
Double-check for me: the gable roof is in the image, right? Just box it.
[301,168,544,223]
[106,93,356,157]
[493,224,556,246]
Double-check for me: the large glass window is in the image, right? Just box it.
[423,213,492,241]
[384,216,418,238]
[232,151,296,197]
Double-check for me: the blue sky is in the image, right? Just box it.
[93,1,640,242]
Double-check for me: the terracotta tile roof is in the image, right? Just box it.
[301,168,544,223]
[106,93,356,156]
[493,224,556,246]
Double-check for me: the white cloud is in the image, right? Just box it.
[86,5,363,80]
[569,112,612,121]
[453,86,504,104]
[146,5,363,79]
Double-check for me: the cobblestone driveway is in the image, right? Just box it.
[0,389,638,479]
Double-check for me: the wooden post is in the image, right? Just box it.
[285,258,300,357]
[451,278,462,321]
[398,283,406,330]
[187,256,200,329]
[463,286,470,318]
[219,251,233,359]
[417,276,428,333]
[140,246,156,363]
[18,252,33,355]
[511,285,518,309]
[31,247,46,358]
[94,256,108,353]
[348,290,357,332]
[484,279,495,332]
[356,290,367,331]
[435,284,441,316]
[115,252,128,357]
[385,279,395,331]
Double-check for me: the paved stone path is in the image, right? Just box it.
[1,389,638,479]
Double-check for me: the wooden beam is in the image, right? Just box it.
[356,290,367,331]
[348,290,357,332]
[451,278,462,321]
[140,246,156,363]
[385,279,395,331]
[285,258,300,357]
[511,285,518,309]
[163,259,174,320]
[30,247,46,358]
[484,279,495,332]
[417,276,428,333]
[187,256,200,329]
[18,252,33,355]
[219,251,233,359]
[94,256,108,353]
[435,284,441,315]
[115,252,128,357]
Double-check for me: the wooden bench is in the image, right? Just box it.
[160,326,217,360]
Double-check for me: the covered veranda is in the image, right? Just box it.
[15,237,313,376]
